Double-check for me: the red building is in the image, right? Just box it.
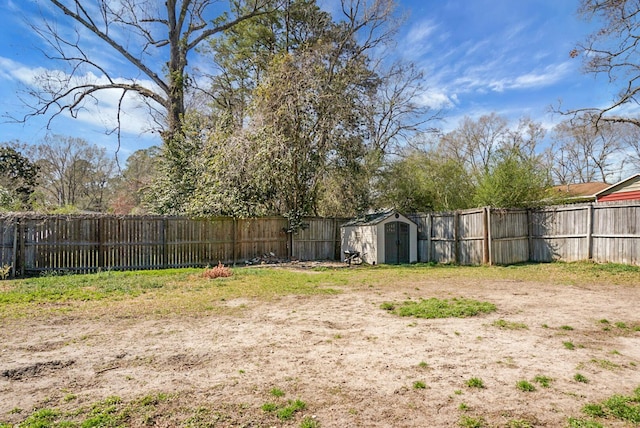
[595,174,640,203]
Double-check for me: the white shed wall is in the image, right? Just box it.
[340,225,377,264]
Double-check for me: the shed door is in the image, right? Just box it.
[385,222,410,264]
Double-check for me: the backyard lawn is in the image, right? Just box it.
[0,262,639,427]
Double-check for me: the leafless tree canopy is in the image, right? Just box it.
[24,0,277,148]
[566,0,640,127]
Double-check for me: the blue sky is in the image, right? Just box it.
[0,0,615,159]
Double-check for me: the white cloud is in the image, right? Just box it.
[0,56,162,136]
[416,88,456,109]
[405,19,438,45]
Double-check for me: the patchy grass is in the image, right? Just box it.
[2,261,638,319]
[413,381,427,389]
[0,267,344,318]
[574,373,589,384]
[381,297,496,319]
[466,378,485,389]
[516,380,536,392]
[533,375,553,388]
[1,391,314,427]
[579,386,640,425]
[492,319,528,330]
[459,414,486,427]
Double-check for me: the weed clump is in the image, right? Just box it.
[202,263,233,279]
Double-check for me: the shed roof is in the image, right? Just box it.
[342,209,413,227]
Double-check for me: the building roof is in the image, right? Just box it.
[595,174,640,201]
[551,182,610,198]
[342,209,415,227]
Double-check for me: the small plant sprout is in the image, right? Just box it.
[459,415,486,428]
[466,378,484,389]
[418,361,429,369]
[560,325,574,331]
[459,402,469,411]
[270,387,285,397]
[574,373,589,383]
[492,319,528,330]
[413,381,426,389]
[533,375,553,388]
[262,403,277,412]
[300,416,320,428]
[564,341,576,350]
[516,380,536,392]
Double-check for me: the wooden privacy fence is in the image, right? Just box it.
[0,215,346,276]
[1,203,638,276]
[408,202,640,266]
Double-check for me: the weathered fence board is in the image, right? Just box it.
[292,218,347,261]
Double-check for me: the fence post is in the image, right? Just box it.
[527,208,533,263]
[334,218,340,261]
[487,207,493,266]
[161,218,168,268]
[427,213,432,263]
[98,216,105,269]
[453,211,460,264]
[483,207,489,265]
[18,218,25,277]
[11,218,18,278]
[232,217,238,266]
[586,203,594,261]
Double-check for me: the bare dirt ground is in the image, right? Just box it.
[1,268,639,427]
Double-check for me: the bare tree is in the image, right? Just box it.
[439,113,509,175]
[564,0,640,127]
[551,114,624,184]
[32,135,116,211]
[24,0,278,152]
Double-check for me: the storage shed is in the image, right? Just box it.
[341,210,417,265]
[595,174,640,203]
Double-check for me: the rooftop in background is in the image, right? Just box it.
[595,174,640,203]
[551,182,610,199]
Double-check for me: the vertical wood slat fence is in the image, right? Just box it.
[408,202,640,266]
[0,215,347,277]
[1,203,639,276]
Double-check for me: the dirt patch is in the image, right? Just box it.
[2,360,75,381]
[0,274,639,427]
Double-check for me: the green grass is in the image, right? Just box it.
[506,419,533,428]
[574,373,589,383]
[413,381,427,389]
[300,416,321,428]
[270,387,285,397]
[2,261,638,319]
[567,418,603,428]
[564,341,576,350]
[2,392,313,427]
[492,319,528,329]
[532,375,552,388]
[276,400,306,420]
[516,380,536,392]
[381,297,496,319]
[0,267,345,318]
[459,415,486,427]
[579,386,640,424]
[466,378,485,389]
